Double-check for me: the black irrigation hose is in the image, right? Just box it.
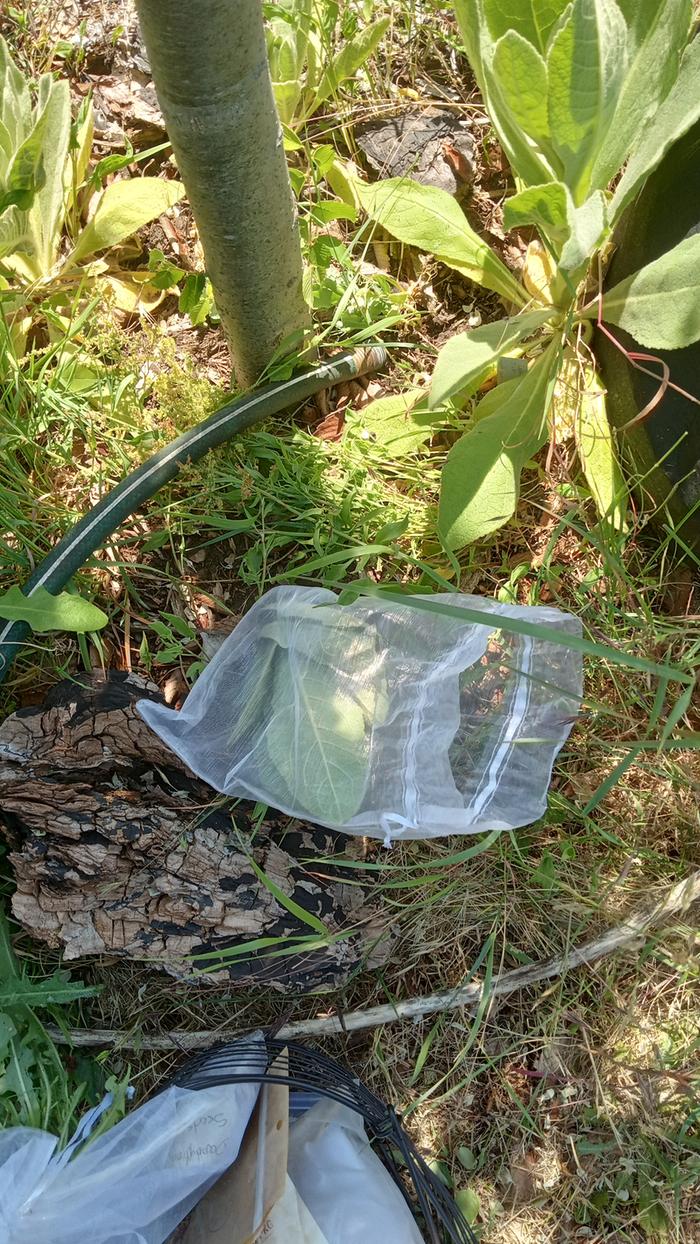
[0,345,387,685]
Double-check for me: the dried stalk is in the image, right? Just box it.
[46,870,700,1052]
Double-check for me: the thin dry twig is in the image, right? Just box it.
[45,871,700,1052]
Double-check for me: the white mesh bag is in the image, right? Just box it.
[138,586,582,842]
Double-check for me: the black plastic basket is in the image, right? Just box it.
[169,1035,477,1244]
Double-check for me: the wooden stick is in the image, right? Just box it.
[47,870,700,1052]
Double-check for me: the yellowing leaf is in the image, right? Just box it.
[574,368,627,529]
[68,176,185,266]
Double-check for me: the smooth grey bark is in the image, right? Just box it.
[135,0,309,388]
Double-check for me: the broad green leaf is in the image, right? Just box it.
[503,182,569,240]
[430,309,553,408]
[505,183,607,283]
[179,272,214,325]
[438,344,559,549]
[455,1188,481,1226]
[492,32,550,143]
[25,74,71,278]
[546,0,628,203]
[600,234,700,349]
[345,389,441,455]
[482,0,570,54]
[0,104,48,213]
[611,36,700,223]
[68,176,185,266]
[455,1,557,187]
[357,177,527,306]
[0,585,108,632]
[305,17,390,117]
[559,190,608,276]
[265,622,375,823]
[0,37,31,148]
[574,368,627,528]
[590,0,692,189]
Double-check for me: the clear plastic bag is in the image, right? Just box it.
[287,1099,424,1244]
[0,1041,261,1244]
[138,586,582,842]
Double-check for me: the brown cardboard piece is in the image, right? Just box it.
[181,1054,289,1244]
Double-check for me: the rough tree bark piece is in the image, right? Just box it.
[355,108,476,198]
[44,869,700,1049]
[0,673,390,991]
[134,0,310,387]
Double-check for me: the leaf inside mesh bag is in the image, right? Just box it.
[262,610,382,823]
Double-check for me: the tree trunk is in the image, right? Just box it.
[135,0,309,388]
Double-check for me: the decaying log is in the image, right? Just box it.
[0,673,390,990]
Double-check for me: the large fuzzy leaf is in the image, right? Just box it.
[357,177,527,306]
[491,32,550,143]
[438,344,559,549]
[265,623,375,824]
[590,0,692,189]
[504,183,608,278]
[546,0,628,203]
[68,176,185,266]
[611,36,700,223]
[345,389,440,456]
[600,234,700,349]
[482,0,570,54]
[454,1,558,187]
[503,182,569,241]
[0,104,48,214]
[574,368,627,529]
[0,37,31,148]
[23,75,71,278]
[0,585,108,632]
[430,309,553,408]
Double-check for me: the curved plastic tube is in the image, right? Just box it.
[0,346,386,683]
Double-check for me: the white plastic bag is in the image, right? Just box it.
[287,1099,424,1244]
[0,1043,261,1243]
[138,586,582,841]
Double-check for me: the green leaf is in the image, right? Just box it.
[179,272,214,325]
[505,183,607,280]
[0,102,48,213]
[574,369,627,529]
[430,309,553,408]
[69,176,185,265]
[503,181,569,240]
[611,36,700,223]
[492,31,550,143]
[482,0,570,54]
[590,0,692,190]
[559,190,608,275]
[0,973,99,1008]
[600,234,700,349]
[457,1145,477,1171]
[345,389,441,456]
[305,17,390,117]
[12,75,71,279]
[455,1187,481,1225]
[357,177,527,306]
[0,36,31,149]
[265,616,378,823]
[438,343,559,550]
[0,585,108,632]
[546,0,628,203]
